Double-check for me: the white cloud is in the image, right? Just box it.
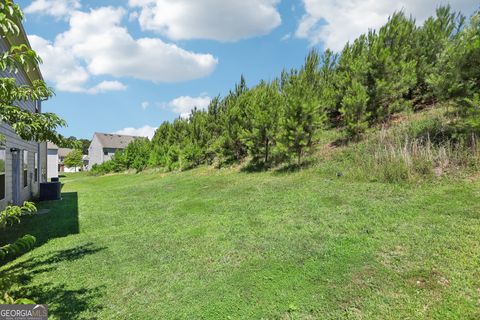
[59,7,218,82]
[25,0,81,18]
[115,125,157,139]
[141,101,150,110]
[87,81,127,94]
[29,35,128,94]
[128,11,140,22]
[168,95,211,118]
[29,6,218,93]
[296,0,478,51]
[128,0,281,41]
[281,33,291,41]
[29,34,89,93]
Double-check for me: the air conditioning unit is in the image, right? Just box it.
[39,181,61,201]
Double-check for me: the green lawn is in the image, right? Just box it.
[1,168,479,319]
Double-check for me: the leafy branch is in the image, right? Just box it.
[0,292,35,305]
[0,202,37,260]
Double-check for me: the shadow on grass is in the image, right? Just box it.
[239,161,271,173]
[240,158,317,174]
[0,243,106,319]
[274,160,315,174]
[0,192,80,262]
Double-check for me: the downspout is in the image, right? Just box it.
[37,99,47,183]
[37,99,41,184]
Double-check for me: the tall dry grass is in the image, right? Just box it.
[370,129,479,182]
[331,108,480,182]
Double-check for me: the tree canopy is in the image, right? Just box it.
[0,0,65,145]
[64,149,83,170]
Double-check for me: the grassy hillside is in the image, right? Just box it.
[307,106,480,183]
[1,155,479,319]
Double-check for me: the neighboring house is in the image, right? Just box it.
[88,133,139,169]
[47,142,59,180]
[47,144,87,176]
[58,147,73,172]
[0,26,48,209]
[82,155,89,170]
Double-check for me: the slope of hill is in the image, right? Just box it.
[1,111,479,318]
[307,105,480,183]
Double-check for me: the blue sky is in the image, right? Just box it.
[17,0,478,139]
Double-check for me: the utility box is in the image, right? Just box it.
[40,182,61,201]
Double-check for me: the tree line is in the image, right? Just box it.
[92,6,480,174]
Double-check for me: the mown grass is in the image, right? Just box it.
[0,163,479,319]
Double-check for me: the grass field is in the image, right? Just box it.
[1,167,479,319]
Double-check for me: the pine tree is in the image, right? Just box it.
[367,12,417,120]
[428,11,480,133]
[414,6,465,105]
[217,76,249,162]
[241,80,283,165]
[340,79,370,137]
[279,51,326,164]
[319,49,339,122]
[336,36,371,136]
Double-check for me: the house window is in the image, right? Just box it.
[34,152,38,182]
[0,146,5,200]
[23,150,28,188]
[104,150,108,156]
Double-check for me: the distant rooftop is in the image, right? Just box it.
[94,132,142,149]
[47,143,74,157]
[58,148,73,158]
[47,142,59,149]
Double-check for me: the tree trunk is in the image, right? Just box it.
[264,137,269,164]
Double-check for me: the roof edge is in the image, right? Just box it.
[93,132,147,139]
[2,12,45,85]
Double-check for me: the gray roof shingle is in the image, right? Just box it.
[47,142,59,149]
[58,148,73,158]
[94,133,141,149]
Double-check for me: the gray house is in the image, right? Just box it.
[0,25,48,209]
[88,133,139,169]
[48,143,88,176]
[47,142,59,180]
[57,147,73,172]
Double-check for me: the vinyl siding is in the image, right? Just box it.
[0,38,44,210]
[0,125,42,209]
[47,149,59,179]
[88,135,108,169]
